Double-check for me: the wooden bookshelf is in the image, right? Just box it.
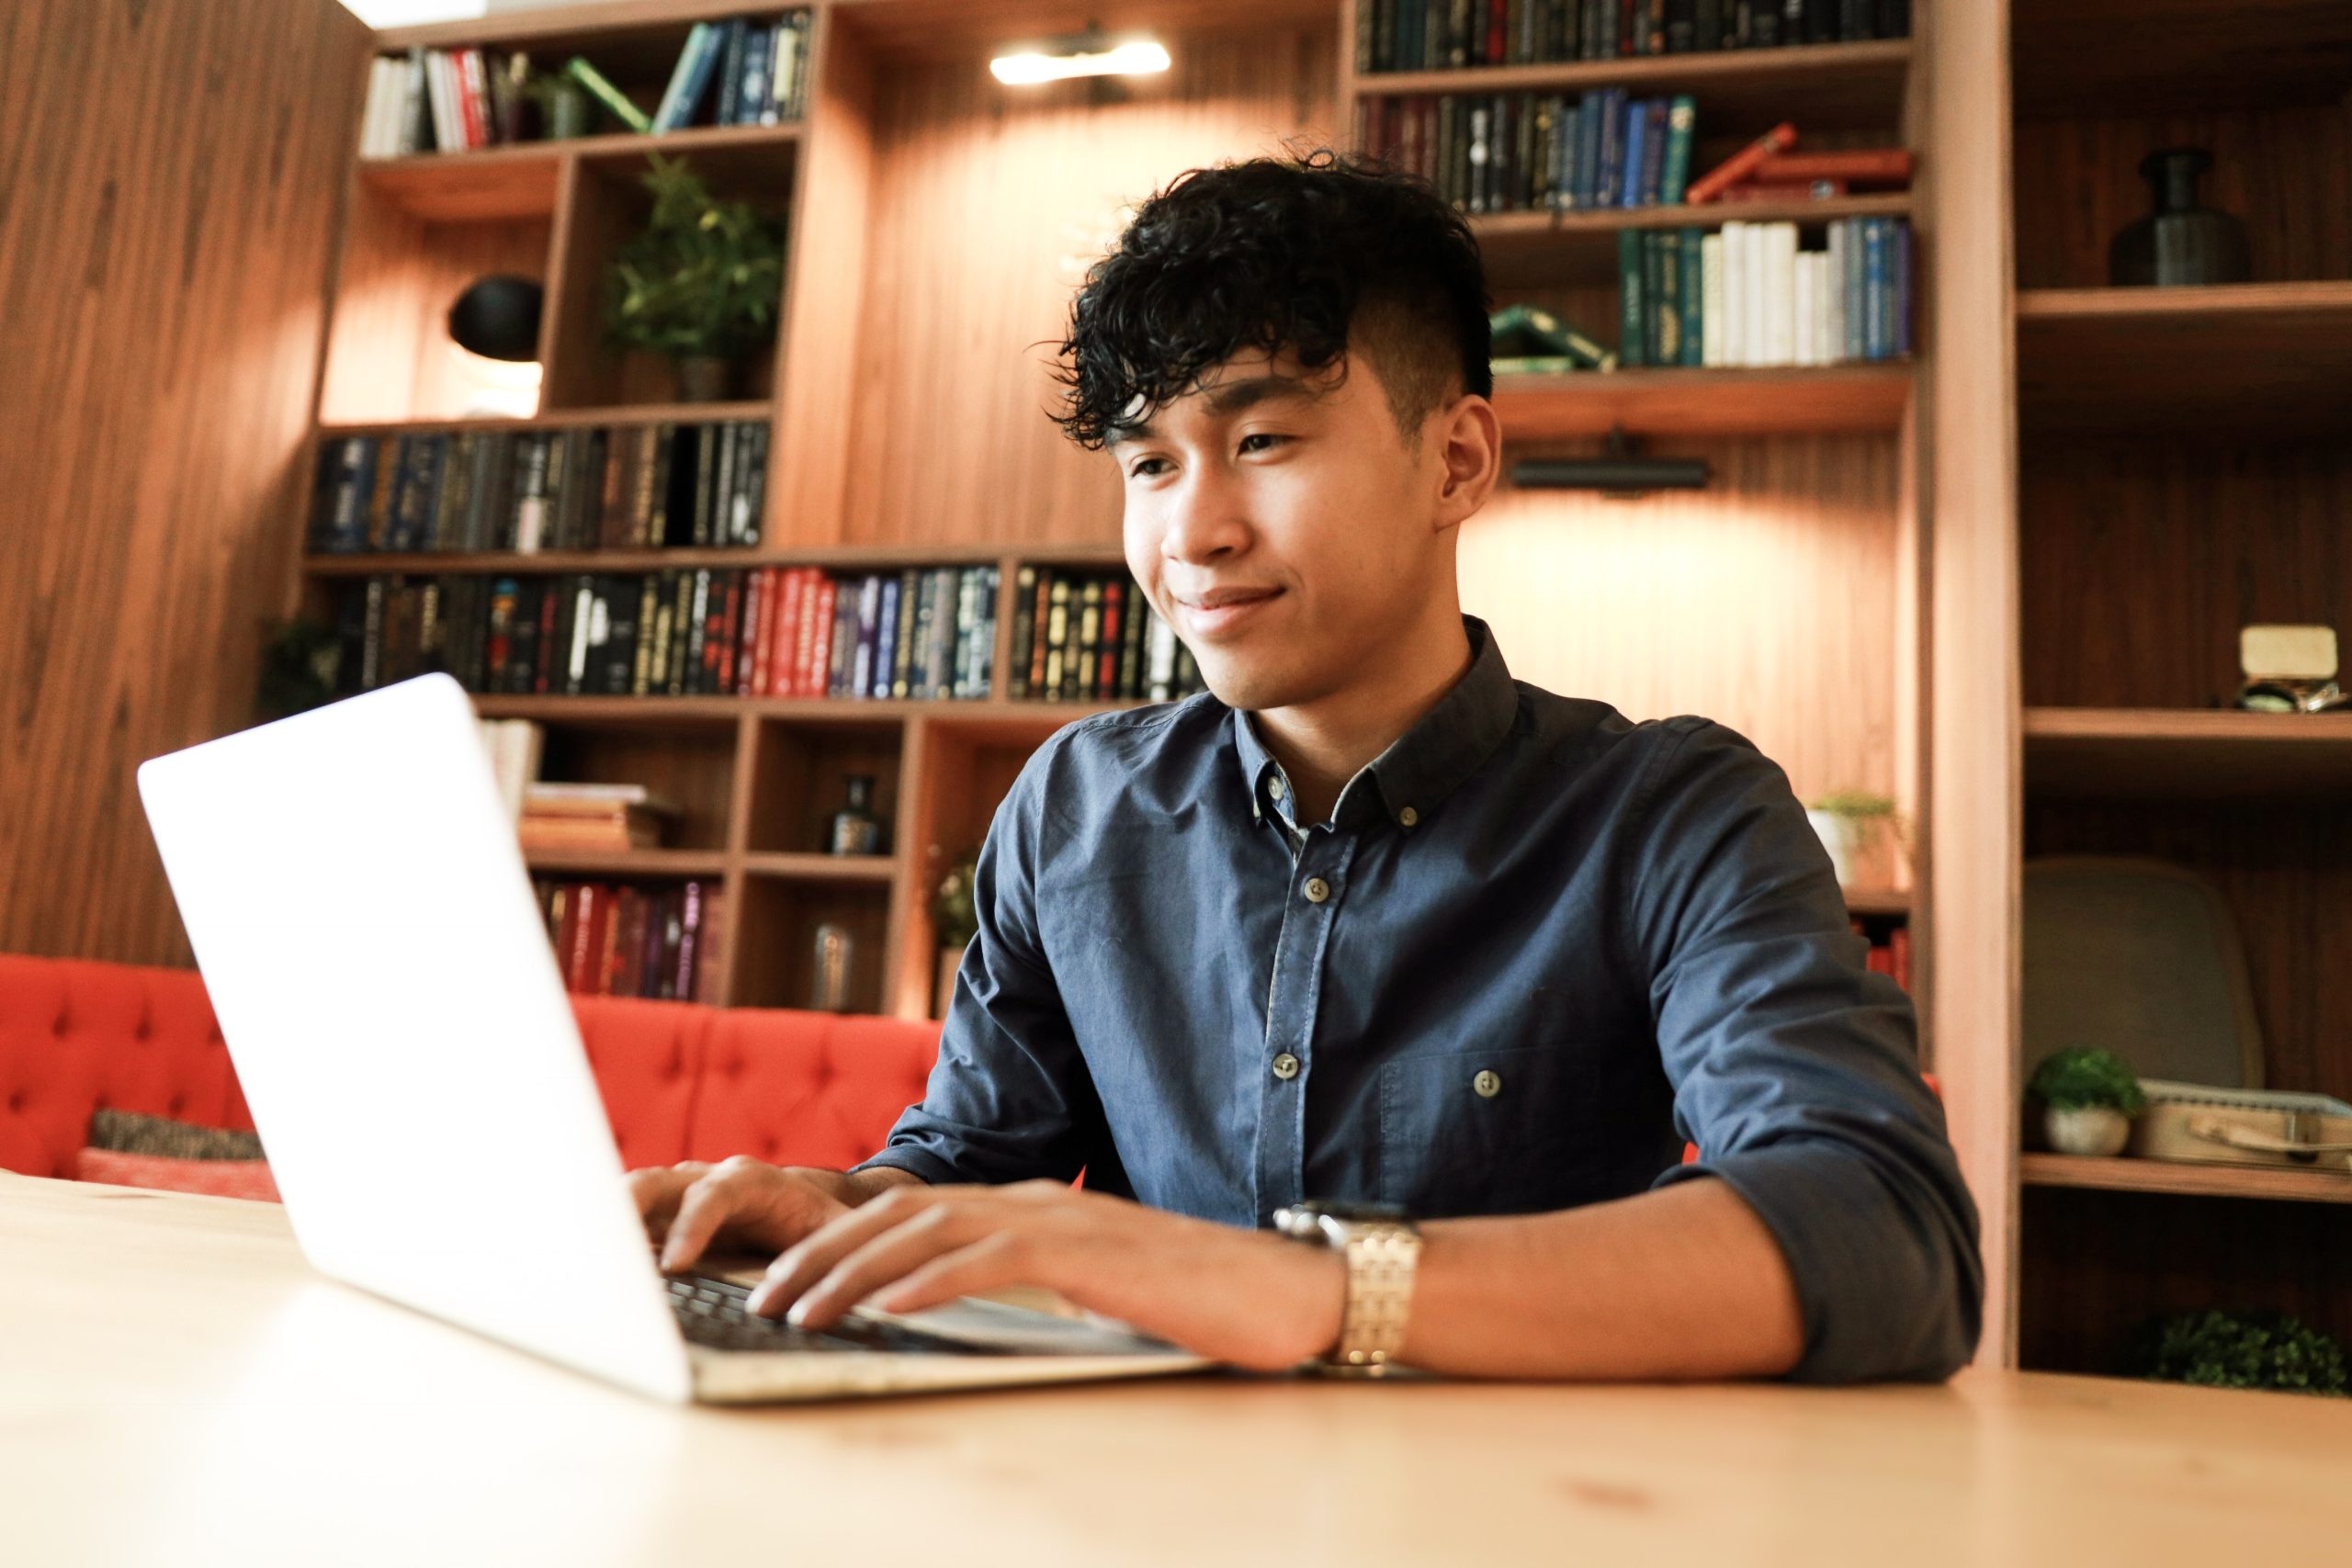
[1474,194,1914,288]
[1986,0,2352,1379]
[523,847,729,876]
[2022,1155,2352,1208]
[2015,282,2352,434]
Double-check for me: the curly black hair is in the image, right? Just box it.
[1049,145,1492,449]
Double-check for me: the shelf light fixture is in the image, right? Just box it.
[1509,425,1709,499]
[990,32,1170,86]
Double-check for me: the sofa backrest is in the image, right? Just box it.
[0,953,941,1183]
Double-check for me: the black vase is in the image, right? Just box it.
[2108,148,2250,287]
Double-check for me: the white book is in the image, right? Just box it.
[426,50,457,153]
[1825,223,1848,364]
[1741,220,1767,367]
[1700,232,1725,367]
[1764,222,1797,367]
[1793,252,1817,367]
[360,59,390,157]
[1720,221,1746,368]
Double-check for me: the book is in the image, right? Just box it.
[1684,122,1798,204]
[652,22,723,133]
[565,57,651,133]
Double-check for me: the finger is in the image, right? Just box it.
[626,1163,710,1243]
[868,1232,1033,1315]
[746,1184,947,1317]
[659,1161,764,1273]
[783,1204,999,1330]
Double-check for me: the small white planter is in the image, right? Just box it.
[2045,1104,2131,1157]
[1806,808,1865,886]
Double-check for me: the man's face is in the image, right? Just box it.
[1111,344,1452,714]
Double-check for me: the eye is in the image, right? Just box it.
[1126,456,1170,479]
[1239,433,1291,455]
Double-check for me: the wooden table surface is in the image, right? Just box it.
[7,1172,2351,1566]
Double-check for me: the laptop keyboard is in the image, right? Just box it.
[665,1274,990,1356]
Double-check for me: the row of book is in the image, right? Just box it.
[1361,90,1697,214]
[308,423,769,557]
[1355,0,1910,73]
[334,565,1002,702]
[537,878,724,1003]
[1851,919,1911,991]
[519,783,678,852]
[357,13,811,158]
[1006,568,1208,705]
[1612,216,1912,368]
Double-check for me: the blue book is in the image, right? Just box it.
[1862,219,1889,361]
[1572,94,1602,210]
[1894,220,1914,356]
[1841,218,1866,361]
[715,20,748,126]
[1639,98,1668,206]
[1595,89,1624,209]
[872,575,900,698]
[1618,96,1645,209]
[652,22,721,132]
[737,27,770,128]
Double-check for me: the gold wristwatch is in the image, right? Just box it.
[1272,1200,1422,1377]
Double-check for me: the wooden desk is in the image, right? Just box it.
[7,1174,2350,1565]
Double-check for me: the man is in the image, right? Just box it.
[632,149,1981,1382]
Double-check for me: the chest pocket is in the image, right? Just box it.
[1374,1029,1670,1218]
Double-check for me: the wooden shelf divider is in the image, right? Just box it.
[2022,1154,2352,1208]
[1494,363,1912,440]
[2023,707,2352,798]
[522,847,729,877]
[1353,38,1911,129]
[741,852,898,883]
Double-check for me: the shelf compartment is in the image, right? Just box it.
[2016,282,2352,434]
[742,717,903,858]
[2011,0,2352,118]
[1475,194,1913,291]
[533,721,740,851]
[1493,364,1912,440]
[730,877,890,1013]
[316,400,773,437]
[1353,39,1912,130]
[304,536,1014,579]
[362,126,804,224]
[2022,1154,2352,1206]
[2024,708,2352,799]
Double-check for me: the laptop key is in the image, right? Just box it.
[663,1274,995,1356]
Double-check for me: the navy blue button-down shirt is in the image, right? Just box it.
[855,615,1982,1382]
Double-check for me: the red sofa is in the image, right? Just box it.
[0,953,941,1195]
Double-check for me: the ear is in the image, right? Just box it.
[1431,392,1502,534]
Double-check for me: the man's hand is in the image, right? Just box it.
[747,1180,1347,1373]
[626,1156,918,1274]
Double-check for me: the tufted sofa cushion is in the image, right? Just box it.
[0,953,942,1191]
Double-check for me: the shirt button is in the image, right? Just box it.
[1398,806,1419,829]
[1473,1069,1502,1098]
[1272,1053,1302,1081]
[1268,776,1286,802]
[1303,876,1330,904]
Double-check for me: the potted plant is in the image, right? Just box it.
[2117,1309,2349,1397]
[2028,1045,2146,1156]
[931,852,980,1019]
[603,154,786,401]
[1804,788,1901,887]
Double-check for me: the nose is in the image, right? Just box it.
[1156,463,1252,568]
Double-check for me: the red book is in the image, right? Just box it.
[1866,945,1894,977]
[610,888,646,998]
[1098,581,1124,695]
[1488,0,1506,67]
[1685,123,1800,205]
[597,886,631,996]
[1891,925,1912,990]
[549,886,576,977]
[565,884,600,993]
[738,570,767,696]
[767,568,804,698]
[800,576,836,697]
[1752,150,1914,185]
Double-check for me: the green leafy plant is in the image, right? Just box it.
[2027,1046,2146,1114]
[603,155,786,361]
[2117,1309,2350,1396]
[1806,788,1896,819]
[933,853,980,952]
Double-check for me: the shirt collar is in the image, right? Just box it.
[1230,615,1520,834]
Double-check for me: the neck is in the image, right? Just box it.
[1252,607,1476,825]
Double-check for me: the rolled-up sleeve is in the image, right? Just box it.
[850,739,1102,1187]
[1625,717,1983,1383]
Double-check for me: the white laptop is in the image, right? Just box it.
[136,673,1208,1404]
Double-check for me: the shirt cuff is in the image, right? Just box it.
[845,1144,956,1187]
[1655,1138,1979,1383]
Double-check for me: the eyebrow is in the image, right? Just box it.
[1106,375,1318,446]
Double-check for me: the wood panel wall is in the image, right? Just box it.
[835,24,1342,547]
[0,0,370,964]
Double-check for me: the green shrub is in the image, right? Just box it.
[2118,1309,2349,1397]
[2027,1045,2145,1114]
[604,155,786,361]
